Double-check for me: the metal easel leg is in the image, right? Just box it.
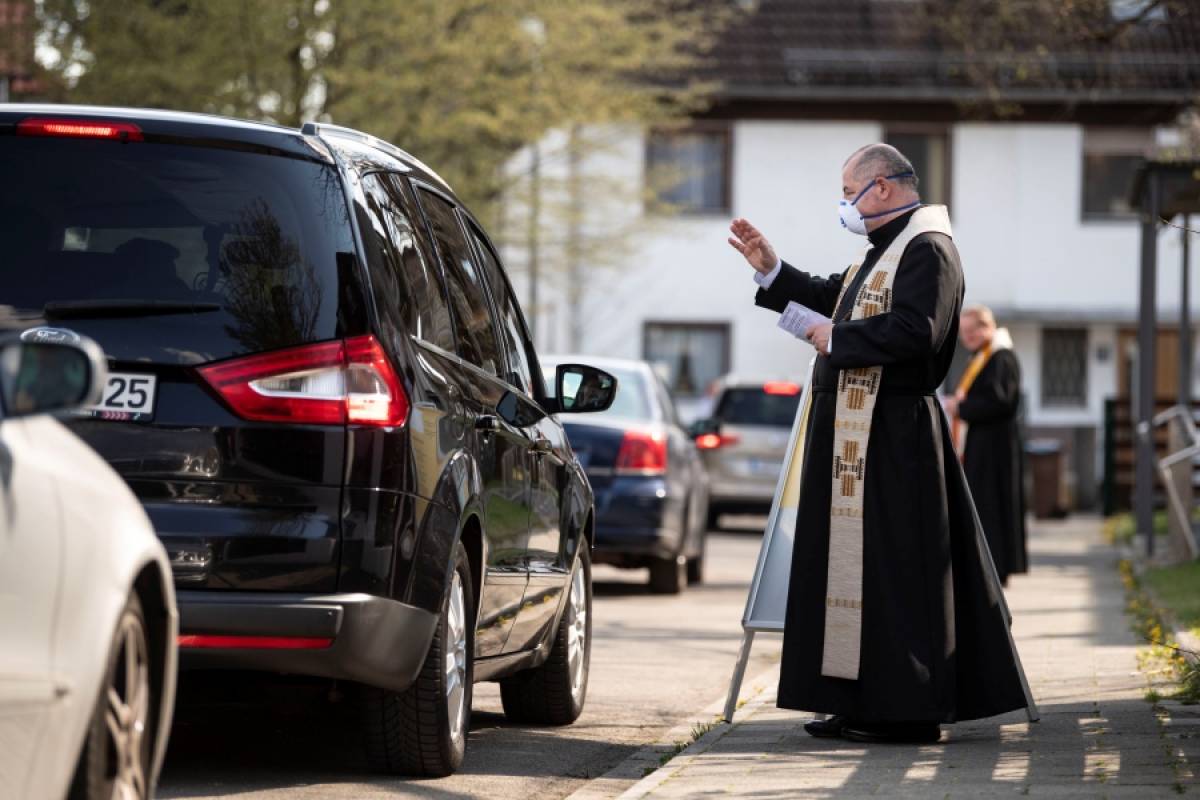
[723,629,755,723]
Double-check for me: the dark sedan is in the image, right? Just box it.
[543,356,709,594]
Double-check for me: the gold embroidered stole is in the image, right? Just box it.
[821,205,954,681]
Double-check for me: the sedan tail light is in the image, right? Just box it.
[695,432,741,450]
[615,429,668,475]
[198,335,409,427]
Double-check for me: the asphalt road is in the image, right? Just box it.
[158,520,782,800]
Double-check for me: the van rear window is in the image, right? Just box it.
[715,388,801,427]
[0,137,356,356]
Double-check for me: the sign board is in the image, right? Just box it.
[740,360,814,632]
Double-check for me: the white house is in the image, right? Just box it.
[508,0,1200,511]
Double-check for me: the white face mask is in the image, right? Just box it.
[838,171,919,236]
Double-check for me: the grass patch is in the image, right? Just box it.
[1143,560,1200,634]
[1104,512,1169,546]
[1119,559,1200,705]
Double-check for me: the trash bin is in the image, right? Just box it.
[1026,438,1064,519]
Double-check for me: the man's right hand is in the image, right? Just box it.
[728,218,779,276]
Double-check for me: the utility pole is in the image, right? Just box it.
[566,125,584,353]
[522,16,546,347]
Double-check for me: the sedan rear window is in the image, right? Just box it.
[715,387,802,427]
[0,137,356,358]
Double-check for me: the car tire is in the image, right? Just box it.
[361,540,474,777]
[706,505,723,531]
[500,546,591,725]
[69,592,155,800]
[648,554,685,594]
[687,534,706,586]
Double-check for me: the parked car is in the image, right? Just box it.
[543,356,709,594]
[0,104,617,778]
[0,333,178,800]
[690,375,804,527]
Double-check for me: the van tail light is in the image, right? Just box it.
[763,381,801,396]
[695,432,741,450]
[198,335,409,427]
[17,117,144,142]
[615,429,668,475]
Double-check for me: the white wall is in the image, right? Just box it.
[507,119,1194,430]
[549,120,884,384]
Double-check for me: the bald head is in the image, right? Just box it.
[845,143,919,193]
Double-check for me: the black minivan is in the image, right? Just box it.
[0,105,617,777]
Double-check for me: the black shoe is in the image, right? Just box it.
[803,714,851,738]
[842,722,941,744]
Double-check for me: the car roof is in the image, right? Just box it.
[541,354,657,377]
[713,374,806,390]
[0,103,454,195]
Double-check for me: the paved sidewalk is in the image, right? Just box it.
[623,518,1199,798]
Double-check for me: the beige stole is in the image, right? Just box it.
[821,205,954,681]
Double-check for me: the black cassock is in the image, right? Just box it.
[960,349,1029,585]
[756,209,1027,724]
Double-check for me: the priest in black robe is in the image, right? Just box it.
[946,305,1029,585]
[728,144,1030,744]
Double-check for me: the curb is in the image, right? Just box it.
[563,663,780,800]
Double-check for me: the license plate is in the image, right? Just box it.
[85,372,157,422]
[746,458,779,477]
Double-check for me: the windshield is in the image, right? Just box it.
[543,364,654,421]
[0,136,356,358]
[715,387,801,427]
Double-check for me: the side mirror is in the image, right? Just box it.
[555,364,617,414]
[0,336,106,418]
[496,390,548,428]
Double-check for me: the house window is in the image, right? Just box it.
[1082,127,1152,218]
[885,129,950,206]
[643,322,730,397]
[645,127,731,215]
[1041,328,1089,407]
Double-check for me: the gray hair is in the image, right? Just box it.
[962,304,996,328]
[846,143,919,193]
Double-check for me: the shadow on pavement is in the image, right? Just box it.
[158,671,638,798]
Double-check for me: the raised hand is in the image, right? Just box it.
[728,218,779,276]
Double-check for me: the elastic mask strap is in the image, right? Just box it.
[851,171,915,206]
[862,200,920,220]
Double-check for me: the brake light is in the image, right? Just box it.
[763,381,801,396]
[17,117,144,142]
[178,635,333,650]
[198,335,409,427]
[696,432,741,450]
[615,429,668,475]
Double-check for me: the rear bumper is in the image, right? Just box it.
[708,477,777,506]
[176,591,438,693]
[593,524,680,564]
[590,477,683,564]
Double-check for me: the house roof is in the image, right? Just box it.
[706,0,1200,106]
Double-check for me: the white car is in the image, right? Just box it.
[0,334,177,799]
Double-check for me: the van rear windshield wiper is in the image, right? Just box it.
[42,299,222,319]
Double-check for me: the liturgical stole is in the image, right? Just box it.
[951,327,1014,456]
[821,205,954,681]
